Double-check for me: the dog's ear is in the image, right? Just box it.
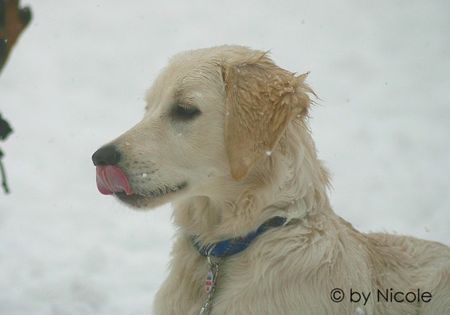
[222,52,312,180]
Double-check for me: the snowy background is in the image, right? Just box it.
[0,0,449,314]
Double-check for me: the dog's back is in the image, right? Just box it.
[367,233,450,314]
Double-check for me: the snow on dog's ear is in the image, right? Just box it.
[222,52,312,181]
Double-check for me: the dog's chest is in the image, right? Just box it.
[160,243,328,314]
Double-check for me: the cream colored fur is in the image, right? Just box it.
[102,46,450,314]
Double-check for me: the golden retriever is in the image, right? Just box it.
[92,45,450,315]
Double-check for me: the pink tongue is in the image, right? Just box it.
[96,165,133,195]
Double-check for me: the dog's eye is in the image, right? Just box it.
[172,104,201,120]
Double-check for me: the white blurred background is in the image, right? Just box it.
[0,1,449,314]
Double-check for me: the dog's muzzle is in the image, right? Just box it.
[92,145,134,195]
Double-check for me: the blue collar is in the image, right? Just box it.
[191,216,287,258]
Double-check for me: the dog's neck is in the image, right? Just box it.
[173,122,332,244]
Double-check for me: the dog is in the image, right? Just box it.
[92,45,450,315]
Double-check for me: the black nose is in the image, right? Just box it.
[92,145,121,166]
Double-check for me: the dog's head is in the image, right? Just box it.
[92,46,313,209]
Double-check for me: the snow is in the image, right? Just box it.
[0,1,449,314]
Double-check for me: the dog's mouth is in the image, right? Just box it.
[114,182,187,203]
[96,165,187,202]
